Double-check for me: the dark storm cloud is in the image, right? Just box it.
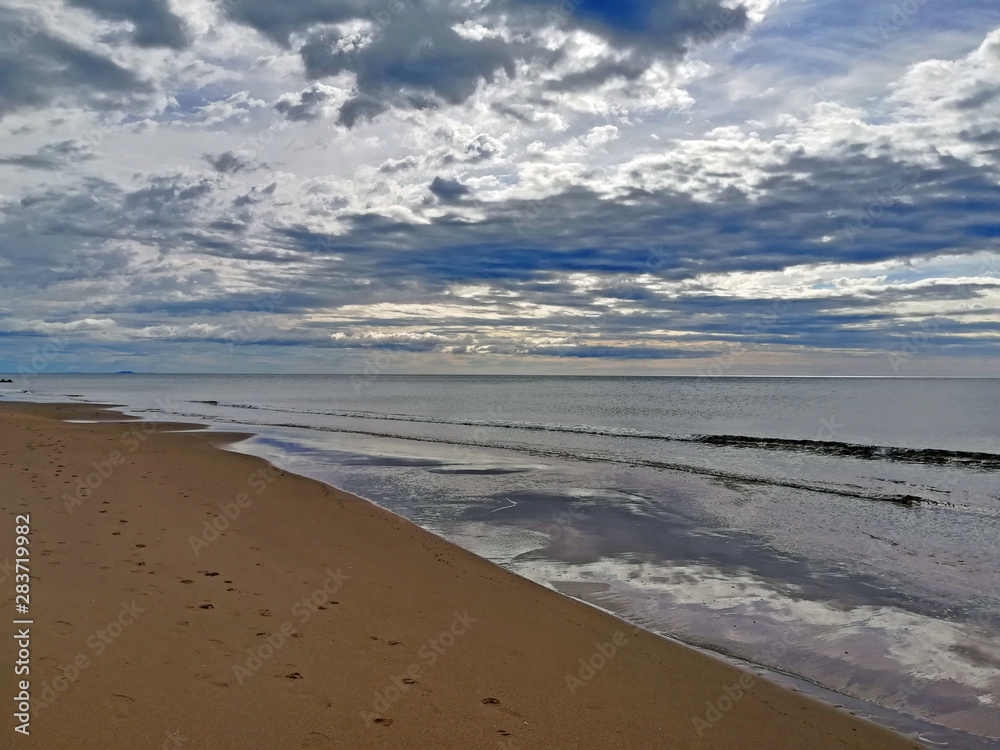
[299,9,523,127]
[221,0,369,45]
[428,176,470,202]
[279,152,1000,288]
[513,0,749,54]
[66,0,189,48]
[274,85,334,122]
[224,0,749,50]
[241,0,749,125]
[336,96,388,128]
[544,59,648,92]
[203,151,254,174]
[955,86,1000,110]
[0,140,93,170]
[124,176,213,211]
[0,6,141,119]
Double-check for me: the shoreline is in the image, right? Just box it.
[1,401,929,748]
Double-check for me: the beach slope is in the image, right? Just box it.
[0,402,925,749]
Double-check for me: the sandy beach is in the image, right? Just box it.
[0,401,927,749]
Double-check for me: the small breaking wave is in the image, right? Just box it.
[186,400,1000,470]
[167,406,934,507]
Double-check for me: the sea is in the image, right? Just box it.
[3,374,998,748]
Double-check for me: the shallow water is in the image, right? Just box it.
[5,374,999,748]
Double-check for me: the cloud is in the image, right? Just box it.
[517,0,749,53]
[299,11,523,126]
[0,140,93,170]
[203,151,254,174]
[428,176,470,202]
[275,84,337,122]
[0,6,141,119]
[379,156,418,174]
[0,2,998,374]
[65,0,189,48]
[230,0,752,126]
[336,95,388,128]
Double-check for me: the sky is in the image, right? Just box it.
[0,0,999,376]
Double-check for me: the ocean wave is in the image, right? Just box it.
[187,400,1000,470]
[166,406,935,507]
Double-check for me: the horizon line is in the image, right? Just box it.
[2,373,998,379]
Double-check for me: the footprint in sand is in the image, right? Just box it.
[195,672,230,689]
[301,731,333,748]
[36,656,60,678]
[208,639,235,657]
[108,694,135,719]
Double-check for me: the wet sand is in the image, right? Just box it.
[0,401,927,749]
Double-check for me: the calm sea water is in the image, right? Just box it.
[4,375,999,748]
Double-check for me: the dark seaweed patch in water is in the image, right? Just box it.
[342,456,444,468]
[426,466,533,475]
[184,400,1000,470]
[176,414,937,507]
[694,434,1000,470]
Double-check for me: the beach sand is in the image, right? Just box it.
[0,401,926,749]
